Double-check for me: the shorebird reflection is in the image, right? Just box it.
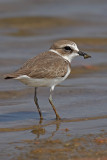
[31,120,61,139]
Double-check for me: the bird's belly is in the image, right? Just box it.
[15,75,65,87]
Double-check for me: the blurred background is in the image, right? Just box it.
[0,0,107,74]
[0,0,107,159]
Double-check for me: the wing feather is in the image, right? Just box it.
[4,52,70,79]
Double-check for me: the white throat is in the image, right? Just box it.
[49,49,79,63]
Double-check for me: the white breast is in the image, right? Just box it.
[15,65,71,89]
[49,49,79,63]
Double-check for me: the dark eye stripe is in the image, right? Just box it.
[64,46,73,52]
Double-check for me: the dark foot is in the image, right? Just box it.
[56,115,61,120]
[39,118,43,124]
[40,116,43,120]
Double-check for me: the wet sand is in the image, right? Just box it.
[0,0,107,159]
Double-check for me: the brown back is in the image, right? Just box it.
[4,51,71,79]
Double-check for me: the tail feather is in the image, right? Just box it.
[4,68,29,79]
[4,74,16,79]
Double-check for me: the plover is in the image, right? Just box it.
[4,39,91,120]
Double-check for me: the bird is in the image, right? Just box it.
[4,39,91,120]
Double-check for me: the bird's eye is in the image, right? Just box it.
[64,46,73,52]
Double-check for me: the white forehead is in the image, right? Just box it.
[60,42,79,51]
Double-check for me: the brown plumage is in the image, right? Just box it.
[4,39,91,120]
[4,51,70,79]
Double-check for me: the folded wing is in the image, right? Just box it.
[4,52,70,79]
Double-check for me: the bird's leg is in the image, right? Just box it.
[48,89,61,120]
[34,87,43,120]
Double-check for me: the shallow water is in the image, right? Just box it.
[0,0,107,159]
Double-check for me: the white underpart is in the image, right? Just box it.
[15,43,78,91]
[49,44,79,63]
[63,52,79,62]
[15,65,71,91]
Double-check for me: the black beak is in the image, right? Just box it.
[78,51,91,59]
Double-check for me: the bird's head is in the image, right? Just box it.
[50,39,91,62]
